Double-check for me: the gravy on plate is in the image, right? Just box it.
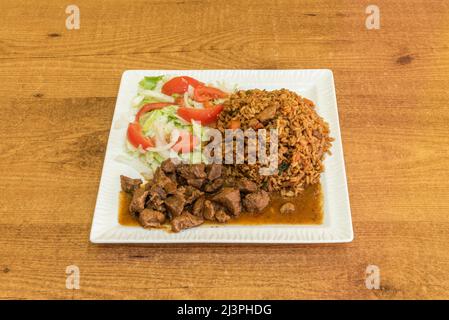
[119,183,323,227]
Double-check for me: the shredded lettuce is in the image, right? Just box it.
[141,105,188,136]
[138,76,164,90]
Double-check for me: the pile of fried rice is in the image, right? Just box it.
[216,89,333,197]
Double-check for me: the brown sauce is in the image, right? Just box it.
[226,183,323,225]
[118,191,139,226]
[118,183,323,227]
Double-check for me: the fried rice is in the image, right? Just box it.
[216,89,333,197]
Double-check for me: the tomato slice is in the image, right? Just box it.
[193,85,228,102]
[127,122,154,149]
[171,131,199,153]
[161,76,203,96]
[177,104,224,125]
[135,102,173,122]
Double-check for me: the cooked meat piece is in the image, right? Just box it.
[280,202,295,214]
[161,158,176,173]
[145,185,167,212]
[248,118,258,127]
[120,175,142,193]
[138,208,165,228]
[153,167,177,194]
[204,178,224,193]
[176,175,187,186]
[146,198,166,212]
[212,188,241,216]
[187,178,205,189]
[182,186,204,204]
[171,212,204,232]
[192,196,205,217]
[167,172,178,184]
[223,176,237,188]
[243,190,270,213]
[312,129,322,139]
[146,184,167,199]
[202,200,216,220]
[248,118,264,129]
[206,164,222,181]
[164,180,177,195]
[164,193,186,217]
[237,178,258,193]
[177,163,207,180]
[129,189,149,215]
[256,105,277,123]
[215,208,231,223]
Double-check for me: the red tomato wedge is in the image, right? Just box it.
[127,122,154,149]
[193,85,228,102]
[161,76,203,96]
[135,102,173,122]
[177,104,224,125]
[171,131,199,154]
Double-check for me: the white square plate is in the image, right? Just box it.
[90,70,353,243]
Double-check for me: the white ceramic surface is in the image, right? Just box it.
[90,70,353,243]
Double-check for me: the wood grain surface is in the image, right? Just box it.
[1,0,449,300]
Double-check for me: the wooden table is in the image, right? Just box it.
[1,0,448,300]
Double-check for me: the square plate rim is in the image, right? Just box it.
[90,69,353,244]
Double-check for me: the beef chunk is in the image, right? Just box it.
[248,118,264,129]
[237,178,258,193]
[207,202,230,223]
[167,172,177,183]
[257,105,277,123]
[129,189,149,215]
[120,175,142,193]
[280,202,295,214]
[182,186,204,205]
[177,164,207,180]
[223,176,237,188]
[146,184,167,199]
[138,208,165,228]
[153,167,177,194]
[215,208,231,223]
[212,188,241,216]
[145,185,167,212]
[312,129,322,140]
[171,212,204,232]
[164,193,186,217]
[187,178,205,189]
[204,178,224,193]
[161,158,176,173]
[192,196,205,217]
[146,199,166,212]
[206,164,222,181]
[243,190,270,213]
[202,200,216,220]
